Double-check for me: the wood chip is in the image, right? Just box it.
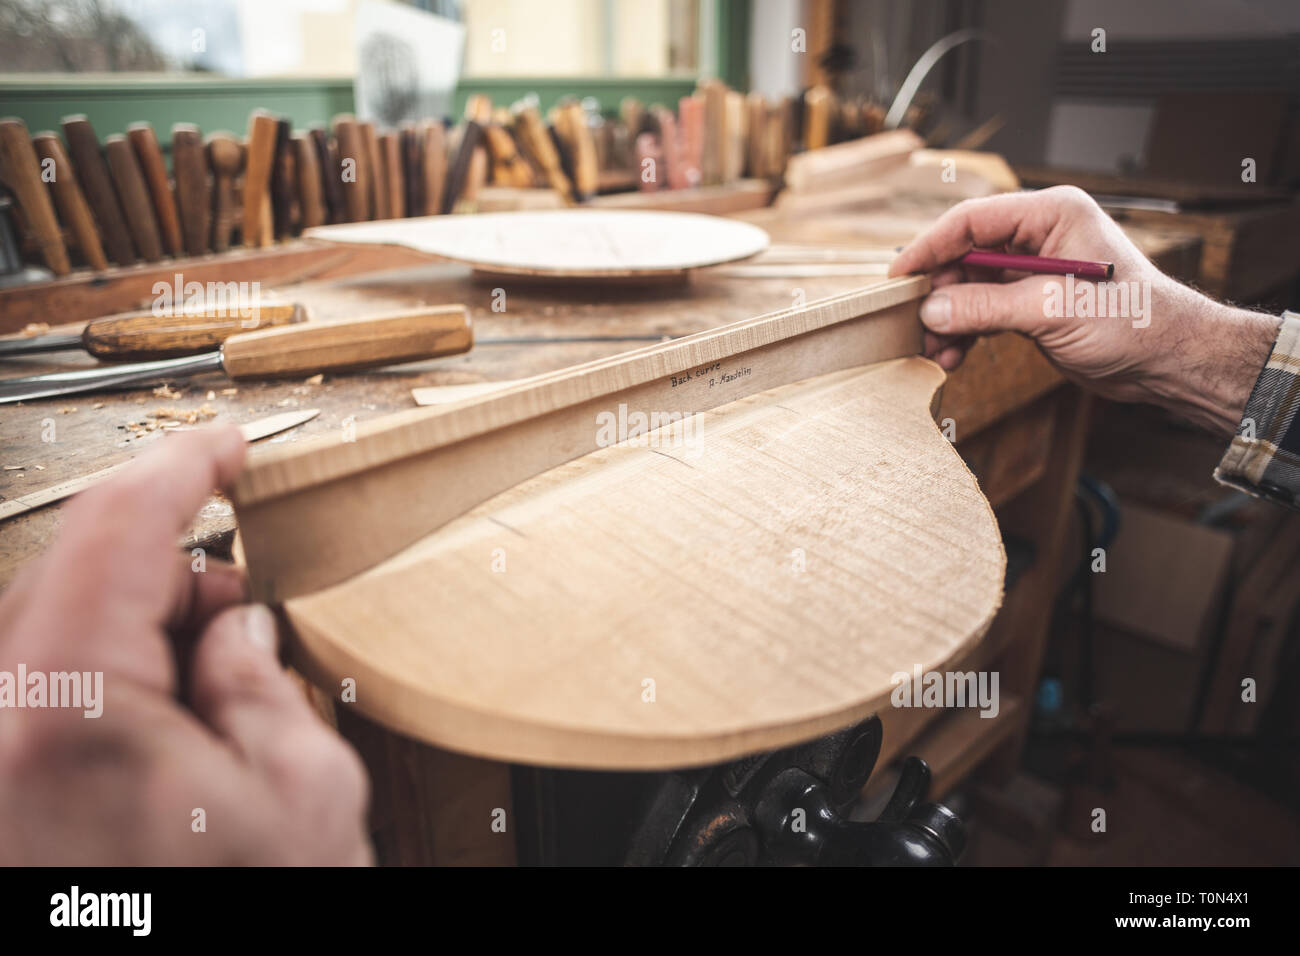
[153,384,183,399]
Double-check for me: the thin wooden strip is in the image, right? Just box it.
[238,276,925,499]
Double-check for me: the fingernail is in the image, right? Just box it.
[245,603,278,653]
[921,293,952,331]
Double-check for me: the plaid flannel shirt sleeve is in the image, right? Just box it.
[1214,311,1300,509]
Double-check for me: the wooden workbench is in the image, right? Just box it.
[0,193,1202,864]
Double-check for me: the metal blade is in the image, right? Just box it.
[0,408,322,523]
[237,408,320,441]
[0,352,222,405]
[884,28,988,130]
[0,332,84,357]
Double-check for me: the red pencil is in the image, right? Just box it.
[960,250,1114,280]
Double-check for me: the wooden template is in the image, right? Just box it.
[228,276,1003,769]
[303,209,770,278]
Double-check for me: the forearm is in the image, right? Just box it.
[1145,286,1283,436]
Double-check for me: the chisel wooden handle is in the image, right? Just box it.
[206,132,242,253]
[84,301,305,360]
[30,131,107,271]
[359,121,385,220]
[221,305,472,379]
[171,124,210,257]
[293,133,325,229]
[270,118,296,239]
[442,121,484,214]
[61,115,136,267]
[420,120,446,216]
[332,115,369,223]
[104,134,163,262]
[0,118,71,275]
[378,130,404,219]
[400,124,422,217]
[310,126,344,224]
[126,122,183,256]
[242,110,278,247]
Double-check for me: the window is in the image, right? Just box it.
[461,0,700,78]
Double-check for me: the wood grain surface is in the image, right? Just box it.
[221,305,472,379]
[277,355,1004,769]
[233,278,927,600]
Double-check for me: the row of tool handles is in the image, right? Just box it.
[0,81,915,278]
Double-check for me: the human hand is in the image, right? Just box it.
[0,427,371,865]
[890,186,1281,435]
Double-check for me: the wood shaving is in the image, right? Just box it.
[58,406,77,414]
[303,374,324,385]
[92,402,105,410]
[153,384,183,399]
[122,405,218,435]
[221,388,239,396]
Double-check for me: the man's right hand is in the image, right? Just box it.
[889,185,1281,435]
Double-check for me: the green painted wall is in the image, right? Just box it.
[0,75,355,139]
[0,74,707,141]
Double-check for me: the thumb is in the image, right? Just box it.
[189,603,329,767]
[919,280,1045,338]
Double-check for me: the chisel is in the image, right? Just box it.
[242,110,279,247]
[293,133,326,229]
[0,408,321,523]
[270,117,297,239]
[420,120,446,216]
[0,305,473,403]
[126,122,184,256]
[332,115,369,223]
[0,118,71,275]
[104,134,164,262]
[310,126,345,224]
[30,131,108,271]
[61,115,137,267]
[172,124,210,257]
[0,301,304,361]
[359,121,386,220]
[206,132,242,253]
[401,124,422,217]
[379,130,404,219]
